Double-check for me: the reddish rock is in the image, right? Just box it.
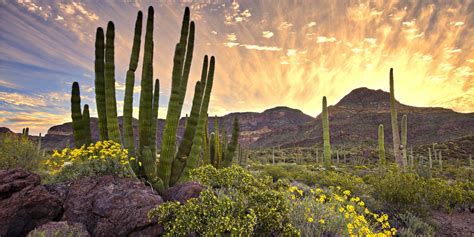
[28,221,90,237]
[61,175,163,237]
[162,181,205,204]
[0,169,62,237]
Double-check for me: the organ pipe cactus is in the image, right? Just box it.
[71,82,84,147]
[378,124,386,166]
[83,104,92,145]
[322,96,331,168]
[428,148,432,169]
[222,116,240,167]
[104,22,121,143]
[95,27,108,140]
[389,68,404,167]
[123,11,143,158]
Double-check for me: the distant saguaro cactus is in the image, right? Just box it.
[322,96,331,168]
[378,124,385,166]
[389,68,403,167]
[401,114,408,166]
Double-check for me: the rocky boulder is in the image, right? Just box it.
[61,175,163,236]
[0,169,63,237]
[27,221,90,237]
[162,181,205,204]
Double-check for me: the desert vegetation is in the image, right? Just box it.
[1,4,473,237]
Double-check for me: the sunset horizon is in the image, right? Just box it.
[1,0,473,135]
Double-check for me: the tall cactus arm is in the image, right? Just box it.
[138,6,155,160]
[158,7,192,188]
[401,114,408,167]
[104,21,121,143]
[151,79,160,156]
[71,81,84,148]
[169,81,203,186]
[181,56,216,178]
[94,27,108,140]
[83,104,92,145]
[176,21,195,114]
[123,11,143,158]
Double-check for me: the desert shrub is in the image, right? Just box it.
[0,134,45,171]
[148,165,299,236]
[394,211,435,237]
[366,171,474,214]
[288,185,397,236]
[28,226,85,237]
[44,140,135,183]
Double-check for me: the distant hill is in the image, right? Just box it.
[2,87,473,153]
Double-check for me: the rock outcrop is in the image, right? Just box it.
[162,181,205,204]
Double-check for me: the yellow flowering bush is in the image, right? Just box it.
[288,185,396,236]
[148,165,299,236]
[45,141,135,182]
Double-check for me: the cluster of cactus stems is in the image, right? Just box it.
[322,96,331,168]
[70,82,92,147]
[21,127,29,139]
[69,6,223,192]
[205,116,240,168]
[237,144,247,167]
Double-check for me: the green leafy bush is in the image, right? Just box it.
[148,165,299,236]
[0,134,45,172]
[44,141,135,183]
[395,211,435,237]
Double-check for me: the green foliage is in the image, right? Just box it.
[395,211,435,237]
[45,141,135,183]
[28,226,86,237]
[149,165,299,236]
[0,134,46,172]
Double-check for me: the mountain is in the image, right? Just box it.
[250,87,474,149]
[2,87,473,152]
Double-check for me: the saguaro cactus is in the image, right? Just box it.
[401,114,408,166]
[95,27,108,140]
[378,124,385,166]
[104,22,121,143]
[322,96,331,168]
[123,11,143,158]
[389,68,404,167]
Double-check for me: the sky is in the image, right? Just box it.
[0,0,473,135]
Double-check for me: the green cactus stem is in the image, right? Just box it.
[378,124,386,166]
[222,116,239,167]
[322,96,331,168]
[123,11,143,158]
[71,81,84,147]
[428,148,432,169]
[401,114,408,167]
[104,21,121,143]
[83,104,92,145]
[389,68,403,167]
[95,27,108,140]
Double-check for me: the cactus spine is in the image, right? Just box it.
[389,68,404,167]
[378,124,385,166]
[104,22,121,143]
[95,27,108,140]
[322,96,331,168]
[123,11,143,158]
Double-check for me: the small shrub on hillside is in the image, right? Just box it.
[288,185,397,236]
[0,134,45,172]
[394,211,435,237]
[148,165,299,236]
[44,140,135,182]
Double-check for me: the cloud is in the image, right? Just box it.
[317,36,336,43]
[0,92,47,107]
[240,44,282,51]
[278,21,293,30]
[262,31,274,38]
[226,33,237,41]
[308,21,316,27]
